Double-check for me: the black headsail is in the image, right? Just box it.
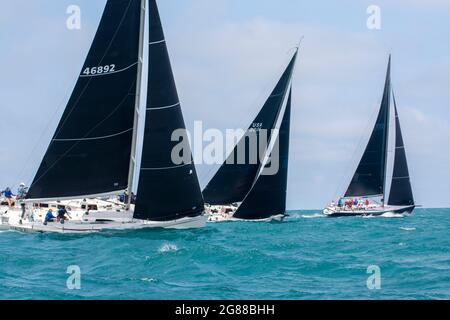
[27,0,141,200]
[345,56,391,198]
[133,0,204,221]
[233,88,292,220]
[203,52,297,205]
[388,93,414,206]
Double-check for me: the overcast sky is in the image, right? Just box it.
[1,0,449,209]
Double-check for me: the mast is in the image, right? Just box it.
[382,55,392,205]
[127,0,147,208]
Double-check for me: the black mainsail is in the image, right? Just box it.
[133,0,204,221]
[27,0,142,200]
[345,56,391,198]
[233,88,292,220]
[388,93,414,206]
[203,52,297,205]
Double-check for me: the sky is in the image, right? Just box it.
[1,0,449,209]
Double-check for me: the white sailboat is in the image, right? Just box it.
[2,0,206,233]
[323,56,415,217]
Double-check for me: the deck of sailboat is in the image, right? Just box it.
[323,205,415,217]
[3,213,208,234]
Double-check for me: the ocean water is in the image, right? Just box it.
[0,208,449,300]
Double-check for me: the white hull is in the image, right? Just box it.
[323,204,415,217]
[1,210,207,234]
[207,210,286,223]
[232,214,286,222]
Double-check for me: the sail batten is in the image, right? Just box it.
[203,52,298,205]
[133,0,204,221]
[344,56,391,198]
[27,0,142,200]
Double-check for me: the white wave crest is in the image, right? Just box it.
[381,212,405,218]
[399,227,416,231]
[158,243,178,253]
[301,213,324,219]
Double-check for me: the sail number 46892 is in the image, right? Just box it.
[82,64,116,76]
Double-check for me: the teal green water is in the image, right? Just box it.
[0,208,449,300]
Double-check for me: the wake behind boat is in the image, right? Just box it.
[324,56,415,218]
[5,0,207,233]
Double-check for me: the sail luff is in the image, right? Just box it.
[381,55,392,202]
[127,0,147,207]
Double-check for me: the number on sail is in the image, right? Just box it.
[82,64,116,76]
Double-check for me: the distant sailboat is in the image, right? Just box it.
[4,0,206,233]
[205,51,297,221]
[324,56,415,217]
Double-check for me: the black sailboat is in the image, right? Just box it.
[13,0,206,233]
[203,52,297,206]
[133,0,205,223]
[324,56,415,217]
[27,0,142,201]
[233,88,292,220]
[205,52,297,221]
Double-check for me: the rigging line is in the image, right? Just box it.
[53,0,133,139]
[53,128,133,142]
[141,163,193,171]
[12,77,78,189]
[333,101,381,199]
[30,79,137,188]
[97,0,134,66]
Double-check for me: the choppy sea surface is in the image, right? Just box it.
[0,208,449,300]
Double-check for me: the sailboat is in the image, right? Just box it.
[3,0,206,233]
[323,56,415,217]
[204,51,297,222]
